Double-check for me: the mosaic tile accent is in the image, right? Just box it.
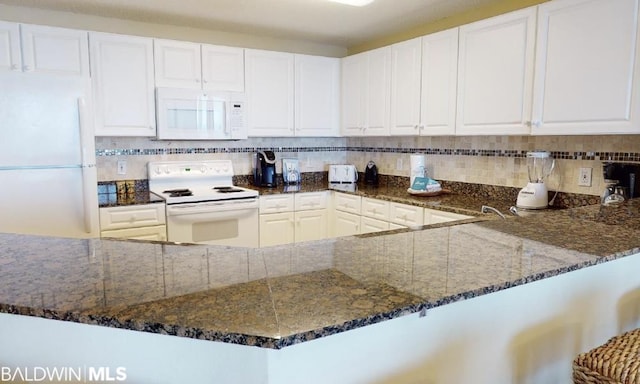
[96,147,348,157]
[96,146,640,162]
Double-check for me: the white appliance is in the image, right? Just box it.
[156,87,247,140]
[0,72,98,238]
[410,154,427,186]
[148,160,259,247]
[329,165,358,184]
[516,151,556,209]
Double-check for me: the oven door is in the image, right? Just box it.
[166,198,259,247]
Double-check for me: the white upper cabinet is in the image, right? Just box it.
[245,49,295,136]
[154,39,244,91]
[456,7,537,135]
[201,44,244,92]
[389,29,459,136]
[90,32,156,136]
[390,37,423,135]
[531,0,640,135]
[0,21,20,72]
[341,46,391,136]
[421,28,459,136]
[294,54,340,136]
[154,39,201,89]
[0,22,88,76]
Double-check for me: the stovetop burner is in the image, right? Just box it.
[213,186,244,193]
[163,188,193,197]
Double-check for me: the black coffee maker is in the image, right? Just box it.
[254,150,277,187]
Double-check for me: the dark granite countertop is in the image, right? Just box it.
[2,198,640,349]
[243,180,515,217]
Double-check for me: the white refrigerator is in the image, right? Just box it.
[0,71,99,238]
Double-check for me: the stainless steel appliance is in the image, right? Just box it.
[253,150,277,187]
[329,164,358,183]
[156,87,247,140]
[0,71,98,238]
[149,160,259,247]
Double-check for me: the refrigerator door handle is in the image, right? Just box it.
[78,97,97,234]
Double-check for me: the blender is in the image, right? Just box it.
[516,151,555,209]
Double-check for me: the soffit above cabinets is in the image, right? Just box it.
[0,0,521,49]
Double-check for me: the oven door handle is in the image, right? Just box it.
[167,201,258,217]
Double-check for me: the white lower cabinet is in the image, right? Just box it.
[99,204,166,241]
[259,211,294,247]
[424,208,473,225]
[360,216,389,234]
[259,192,328,247]
[389,202,424,227]
[332,210,361,237]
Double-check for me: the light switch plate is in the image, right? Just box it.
[117,160,127,175]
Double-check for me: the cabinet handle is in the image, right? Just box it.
[195,79,200,83]
[11,64,19,71]
[22,65,31,72]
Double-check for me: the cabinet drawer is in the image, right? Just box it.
[295,191,329,211]
[425,208,473,225]
[100,204,166,231]
[389,202,424,226]
[361,197,390,220]
[259,194,294,213]
[101,225,167,241]
[333,192,361,214]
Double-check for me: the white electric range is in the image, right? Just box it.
[148,160,259,247]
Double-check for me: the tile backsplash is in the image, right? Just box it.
[96,135,640,196]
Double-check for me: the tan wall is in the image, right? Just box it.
[0,4,347,57]
[348,0,550,54]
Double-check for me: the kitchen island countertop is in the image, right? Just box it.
[2,195,640,349]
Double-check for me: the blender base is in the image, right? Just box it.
[516,182,549,209]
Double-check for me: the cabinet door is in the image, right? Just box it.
[246,49,294,136]
[532,0,640,135]
[341,52,367,136]
[424,208,472,225]
[332,210,360,237]
[0,21,21,72]
[154,39,202,89]
[259,194,294,214]
[295,54,340,137]
[259,212,294,247]
[90,32,156,136]
[390,37,423,135]
[99,204,166,231]
[201,44,244,92]
[20,24,89,76]
[360,216,389,234]
[295,209,327,242]
[365,46,392,136]
[456,7,536,135]
[295,191,329,211]
[421,28,459,136]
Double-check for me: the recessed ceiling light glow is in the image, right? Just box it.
[329,0,375,6]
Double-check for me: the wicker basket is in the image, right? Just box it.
[573,328,640,384]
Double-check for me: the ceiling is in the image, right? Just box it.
[0,0,503,49]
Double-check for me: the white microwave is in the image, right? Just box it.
[156,87,247,140]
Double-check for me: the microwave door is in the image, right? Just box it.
[203,98,230,140]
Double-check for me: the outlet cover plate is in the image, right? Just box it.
[578,167,592,187]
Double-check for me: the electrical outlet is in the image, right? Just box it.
[578,167,592,187]
[396,158,403,170]
[117,160,127,175]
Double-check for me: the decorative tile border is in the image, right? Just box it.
[96,146,640,162]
